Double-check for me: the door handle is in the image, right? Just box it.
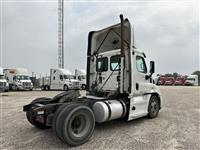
[136,83,139,90]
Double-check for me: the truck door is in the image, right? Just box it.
[59,75,64,89]
[50,69,60,90]
[133,54,151,94]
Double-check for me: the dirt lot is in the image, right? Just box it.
[0,86,199,150]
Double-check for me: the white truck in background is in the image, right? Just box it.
[40,68,80,90]
[75,69,86,89]
[0,67,9,92]
[4,68,33,91]
[185,75,198,86]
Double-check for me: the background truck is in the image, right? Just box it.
[75,69,86,89]
[0,67,9,92]
[40,68,80,90]
[4,68,33,91]
[23,15,162,146]
[185,75,198,86]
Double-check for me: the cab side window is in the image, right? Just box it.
[110,55,120,71]
[96,57,108,72]
[60,75,63,81]
[136,56,147,73]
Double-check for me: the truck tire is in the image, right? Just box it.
[15,85,19,91]
[148,95,160,118]
[52,103,71,137]
[81,84,86,90]
[54,103,95,146]
[63,85,68,91]
[53,103,84,141]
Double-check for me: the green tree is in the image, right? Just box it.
[173,72,179,78]
[164,73,173,77]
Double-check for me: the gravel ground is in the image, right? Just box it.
[0,86,199,150]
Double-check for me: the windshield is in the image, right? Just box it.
[63,75,74,79]
[14,75,30,80]
[187,78,195,81]
[78,75,86,80]
[0,75,5,79]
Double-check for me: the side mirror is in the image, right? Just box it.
[150,61,155,74]
[145,61,155,80]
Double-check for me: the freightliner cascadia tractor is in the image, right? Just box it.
[23,15,162,146]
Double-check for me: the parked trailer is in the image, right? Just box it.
[174,76,187,86]
[185,75,198,86]
[0,67,9,92]
[164,77,175,85]
[157,76,166,85]
[4,68,33,91]
[40,68,80,91]
[23,15,162,146]
[75,69,86,89]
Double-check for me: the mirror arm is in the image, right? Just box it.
[145,73,153,80]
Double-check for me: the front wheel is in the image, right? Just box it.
[53,104,95,146]
[81,84,86,90]
[148,95,160,118]
[63,85,69,91]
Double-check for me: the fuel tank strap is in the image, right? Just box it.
[103,101,111,121]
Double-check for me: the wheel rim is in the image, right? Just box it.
[70,114,87,137]
[67,111,91,140]
[150,99,158,116]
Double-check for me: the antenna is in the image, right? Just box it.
[58,0,64,68]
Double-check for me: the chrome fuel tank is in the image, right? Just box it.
[92,100,126,123]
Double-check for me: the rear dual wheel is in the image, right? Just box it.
[53,103,95,146]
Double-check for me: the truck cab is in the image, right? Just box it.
[50,68,80,90]
[87,15,161,120]
[75,69,86,89]
[0,68,9,92]
[185,75,198,86]
[4,68,33,91]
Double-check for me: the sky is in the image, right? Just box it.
[0,0,199,77]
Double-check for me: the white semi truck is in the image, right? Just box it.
[0,67,9,92]
[75,69,86,89]
[40,68,80,90]
[23,15,162,146]
[185,75,198,86]
[4,68,33,91]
